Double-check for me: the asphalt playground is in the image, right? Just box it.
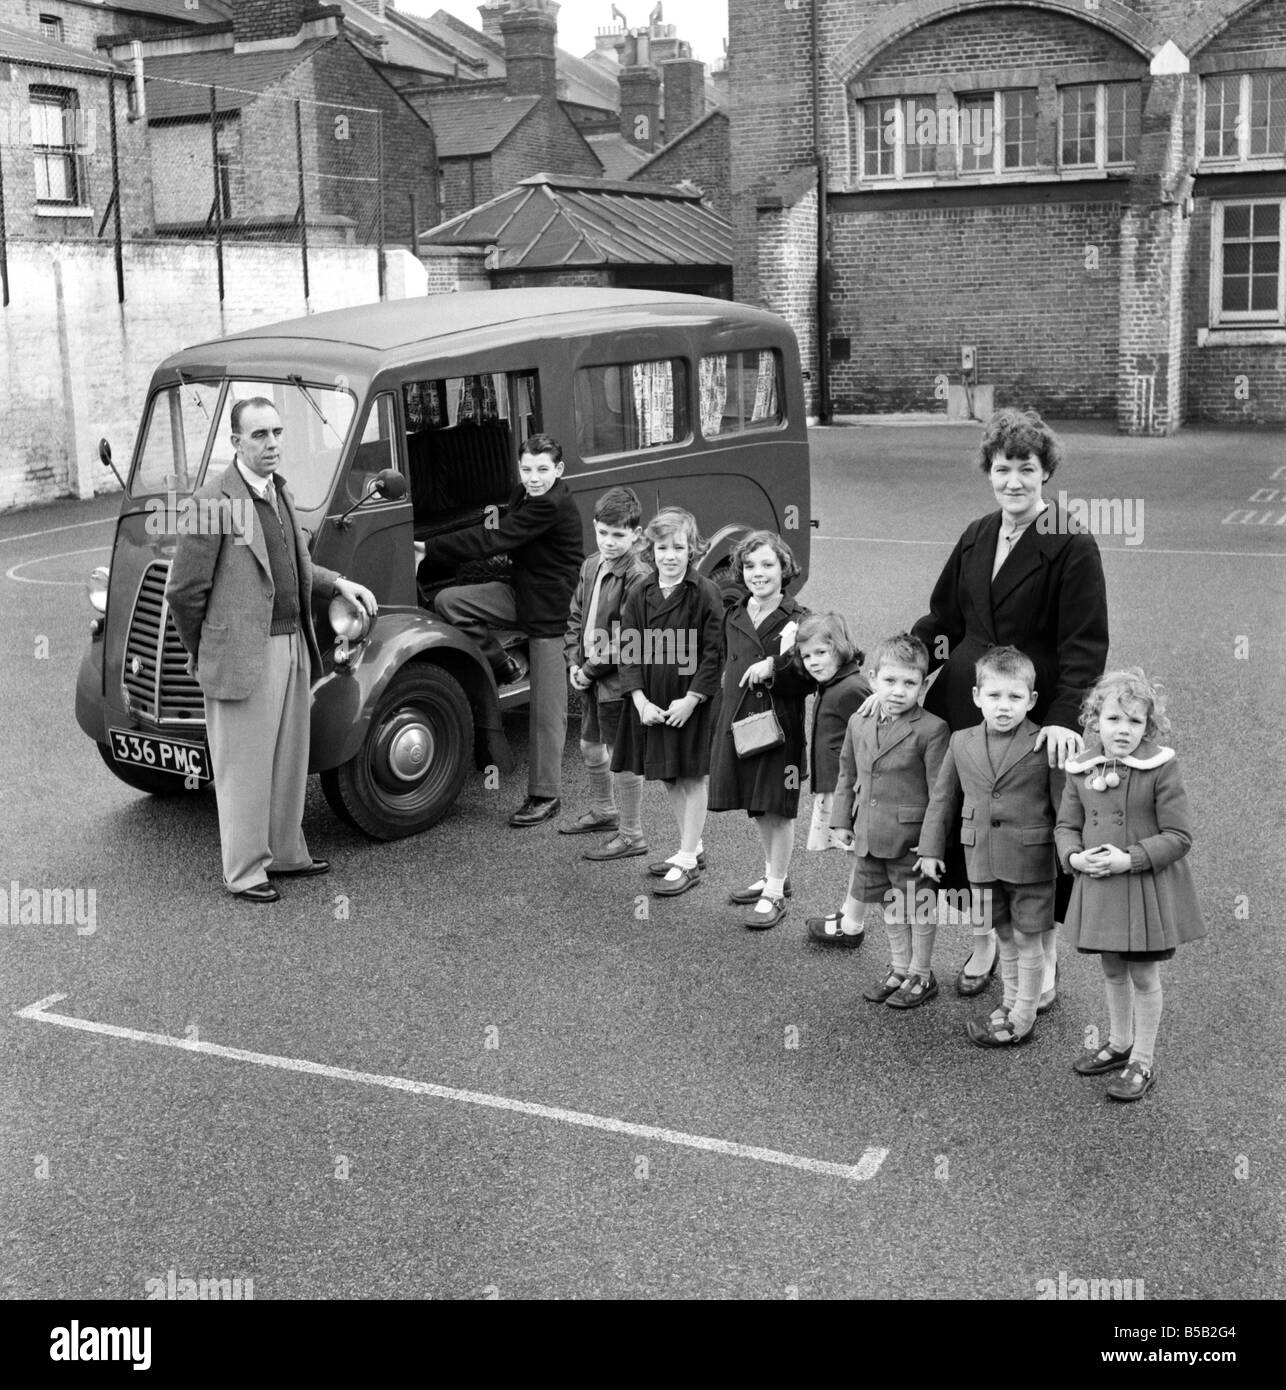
[0,420,1282,1314]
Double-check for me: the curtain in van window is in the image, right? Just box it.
[456,375,499,423]
[752,351,778,422]
[698,354,727,436]
[632,361,674,446]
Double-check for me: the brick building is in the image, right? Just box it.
[730,0,1286,432]
[94,0,437,247]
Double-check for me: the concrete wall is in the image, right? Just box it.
[0,241,426,511]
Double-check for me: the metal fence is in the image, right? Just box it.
[0,72,394,305]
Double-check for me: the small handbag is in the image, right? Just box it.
[731,681,785,759]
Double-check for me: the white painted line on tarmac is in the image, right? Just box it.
[0,515,115,545]
[15,994,889,1185]
[814,535,1286,559]
[6,545,111,585]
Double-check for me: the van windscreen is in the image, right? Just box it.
[129,378,357,510]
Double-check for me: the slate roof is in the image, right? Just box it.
[417,93,540,158]
[108,0,233,24]
[335,1,477,79]
[0,21,117,76]
[421,173,732,270]
[585,131,651,181]
[141,39,333,119]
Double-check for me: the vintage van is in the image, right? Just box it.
[75,288,811,839]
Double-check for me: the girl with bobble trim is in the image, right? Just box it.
[1055,669,1206,1102]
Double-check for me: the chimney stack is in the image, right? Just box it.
[661,57,704,140]
[619,64,661,151]
[500,3,560,101]
[477,1,507,42]
[230,0,306,45]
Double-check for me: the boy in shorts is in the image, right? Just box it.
[917,645,1063,1046]
[561,487,652,859]
[831,634,950,1007]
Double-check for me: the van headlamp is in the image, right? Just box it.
[87,566,109,614]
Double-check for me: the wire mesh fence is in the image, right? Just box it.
[0,72,389,304]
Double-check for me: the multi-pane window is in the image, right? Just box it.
[31,87,82,204]
[39,13,64,42]
[1203,73,1286,161]
[860,97,939,179]
[1213,200,1284,325]
[1000,89,1037,169]
[1060,83,1141,168]
[957,93,993,174]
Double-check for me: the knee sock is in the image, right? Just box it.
[965,926,997,977]
[1130,976,1163,1069]
[1104,975,1134,1053]
[1010,934,1045,1032]
[614,770,644,841]
[885,919,912,975]
[1041,927,1058,995]
[997,932,1019,1011]
[583,744,614,817]
[909,910,937,978]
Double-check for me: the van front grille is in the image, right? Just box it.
[122,563,205,725]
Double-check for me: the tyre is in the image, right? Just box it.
[320,663,472,841]
[96,741,191,796]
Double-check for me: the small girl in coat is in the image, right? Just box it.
[707,531,814,929]
[612,508,725,897]
[1056,669,1205,1102]
[798,612,871,856]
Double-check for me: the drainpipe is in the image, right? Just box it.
[811,0,831,423]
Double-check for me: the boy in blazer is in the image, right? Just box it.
[830,634,949,1008]
[918,646,1065,1046]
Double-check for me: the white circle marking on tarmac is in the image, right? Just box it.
[6,545,112,586]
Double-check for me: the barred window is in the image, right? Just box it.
[39,13,64,42]
[1060,83,1140,168]
[31,87,83,205]
[1203,72,1286,162]
[1212,200,1284,325]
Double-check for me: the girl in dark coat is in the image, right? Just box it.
[612,508,725,897]
[909,408,1109,1001]
[1057,670,1205,1103]
[708,532,813,929]
[796,612,871,853]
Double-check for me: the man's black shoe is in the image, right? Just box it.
[270,859,330,878]
[234,882,280,903]
[509,796,560,827]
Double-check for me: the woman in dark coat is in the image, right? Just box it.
[911,408,1109,1000]
[708,532,814,929]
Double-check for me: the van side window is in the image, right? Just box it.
[346,393,398,502]
[403,371,537,538]
[574,359,690,457]
[698,350,783,436]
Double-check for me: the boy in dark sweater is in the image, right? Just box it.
[428,434,582,826]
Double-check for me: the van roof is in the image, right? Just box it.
[173,289,786,361]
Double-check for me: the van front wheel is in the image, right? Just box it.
[320,663,472,840]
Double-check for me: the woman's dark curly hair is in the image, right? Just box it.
[977,407,1063,477]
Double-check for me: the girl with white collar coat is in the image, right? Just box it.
[1055,670,1205,1102]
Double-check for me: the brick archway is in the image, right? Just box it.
[1176,0,1278,57]
[830,0,1158,83]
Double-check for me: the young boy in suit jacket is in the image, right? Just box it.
[918,645,1065,1046]
[829,634,949,1008]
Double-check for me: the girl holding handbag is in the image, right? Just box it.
[708,532,814,929]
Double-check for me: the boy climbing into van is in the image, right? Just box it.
[426,433,582,827]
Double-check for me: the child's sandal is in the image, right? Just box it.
[1072,1044,1133,1076]
[863,971,906,1004]
[966,1015,1035,1048]
[1106,1059,1156,1102]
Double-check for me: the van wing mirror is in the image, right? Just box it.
[374,469,407,501]
[99,437,127,491]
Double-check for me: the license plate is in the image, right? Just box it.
[109,728,211,782]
